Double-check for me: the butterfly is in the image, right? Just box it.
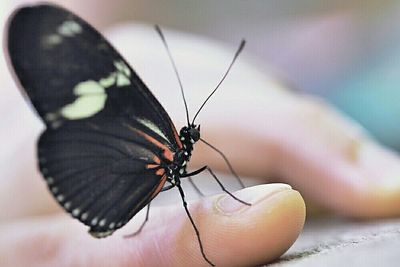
[6,4,248,266]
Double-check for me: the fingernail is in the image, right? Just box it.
[215,183,292,215]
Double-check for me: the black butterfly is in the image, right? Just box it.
[6,4,247,266]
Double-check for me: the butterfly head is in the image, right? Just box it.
[180,124,200,145]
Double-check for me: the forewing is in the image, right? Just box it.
[39,118,167,236]
[7,4,182,150]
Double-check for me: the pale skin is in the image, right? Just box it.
[2,21,400,267]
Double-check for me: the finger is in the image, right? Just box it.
[276,100,400,218]
[197,95,400,218]
[0,184,305,267]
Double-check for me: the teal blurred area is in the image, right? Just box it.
[330,50,400,150]
[323,2,400,150]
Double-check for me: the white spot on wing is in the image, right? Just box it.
[60,80,107,120]
[137,118,169,142]
[114,60,131,87]
[58,20,82,37]
[51,121,62,129]
[114,61,131,77]
[99,219,106,227]
[72,208,80,217]
[99,73,117,88]
[74,81,105,95]
[43,34,62,47]
[91,217,98,226]
[46,177,54,184]
[45,112,59,122]
[58,59,136,120]
[81,212,88,220]
[64,202,71,209]
[116,74,131,87]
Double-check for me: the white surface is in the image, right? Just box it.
[269,217,400,267]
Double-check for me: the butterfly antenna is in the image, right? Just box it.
[155,25,190,126]
[192,39,246,124]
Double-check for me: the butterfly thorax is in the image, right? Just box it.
[168,125,200,178]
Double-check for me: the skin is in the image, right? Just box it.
[0,185,304,267]
[2,5,400,267]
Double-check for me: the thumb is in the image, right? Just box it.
[0,184,305,267]
[156,183,306,267]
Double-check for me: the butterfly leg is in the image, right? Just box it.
[175,179,215,266]
[183,166,251,206]
[188,176,205,197]
[161,184,175,191]
[124,203,151,238]
[206,166,251,206]
[200,138,246,188]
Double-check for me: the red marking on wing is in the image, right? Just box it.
[173,127,183,149]
[151,174,167,199]
[153,156,161,164]
[146,164,159,169]
[145,161,164,175]
[146,157,162,171]
[156,168,165,176]
[124,123,174,162]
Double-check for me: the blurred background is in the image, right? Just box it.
[2,0,400,151]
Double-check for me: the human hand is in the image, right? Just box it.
[1,22,400,267]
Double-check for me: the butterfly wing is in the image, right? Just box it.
[7,4,181,236]
[7,4,181,149]
[39,119,169,236]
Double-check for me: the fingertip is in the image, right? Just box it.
[173,184,306,266]
[216,184,306,265]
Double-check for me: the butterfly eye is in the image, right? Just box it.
[180,126,188,135]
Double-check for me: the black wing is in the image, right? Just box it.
[39,119,169,237]
[7,4,181,237]
[7,3,181,150]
